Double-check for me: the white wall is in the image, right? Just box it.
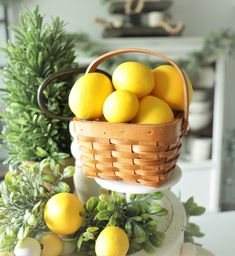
[171,0,235,36]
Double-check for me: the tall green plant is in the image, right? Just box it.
[0,6,77,165]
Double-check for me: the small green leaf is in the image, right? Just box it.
[144,242,155,253]
[52,164,60,177]
[189,206,206,216]
[125,219,132,236]
[27,214,37,226]
[35,147,49,157]
[97,201,107,211]
[99,194,111,204]
[62,166,75,178]
[42,174,55,183]
[53,181,70,193]
[150,192,163,200]
[149,232,165,247]
[83,231,95,241]
[107,204,115,211]
[108,215,117,226]
[87,227,99,233]
[4,172,12,185]
[86,197,98,212]
[132,237,146,244]
[132,216,142,222]
[147,204,162,214]
[154,208,168,216]
[133,224,146,239]
[95,211,111,221]
[77,235,84,249]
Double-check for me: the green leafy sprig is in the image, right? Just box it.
[76,191,167,255]
[183,197,206,244]
[0,159,75,252]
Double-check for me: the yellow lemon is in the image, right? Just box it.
[69,73,113,119]
[134,95,174,124]
[103,90,139,123]
[95,226,129,256]
[112,62,155,98]
[44,193,84,236]
[0,253,13,256]
[151,65,193,111]
[40,233,63,256]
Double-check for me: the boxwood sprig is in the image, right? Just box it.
[76,191,168,255]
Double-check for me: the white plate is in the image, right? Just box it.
[95,165,182,194]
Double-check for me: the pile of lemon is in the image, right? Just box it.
[10,192,129,256]
[69,62,193,124]
[43,193,129,256]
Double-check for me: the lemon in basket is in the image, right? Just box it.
[103,90,139,123]
[112,62,155,98]
[134,95,174,124]
[95,226,129,256]
[44,192,84,235]
[151,65,193,111]
[69,73,113,119]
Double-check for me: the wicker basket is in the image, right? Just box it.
[38,48,189,187]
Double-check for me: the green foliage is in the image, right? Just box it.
[183,197,206,244]
[178,29,235,80]
[226,129,235,163]
[0,6,78,165]
[0,159,75,252]
[76,191,167,255]
[73,28,235,79]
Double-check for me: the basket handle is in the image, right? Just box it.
[37,67,112,121]
[86,48,189,134]
[38,67,87,121]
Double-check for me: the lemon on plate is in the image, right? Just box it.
[134,95,174,124]
[112,61,155,98]
[95,226,129,256]
[151,65,193,111]
[40,233,63,256]
[103,90,139,123]
[69,72,113,119]
[44,192,84,236]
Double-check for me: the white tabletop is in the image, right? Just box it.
[192,210,235,255]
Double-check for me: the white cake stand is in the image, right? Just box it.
[95,165,182,194]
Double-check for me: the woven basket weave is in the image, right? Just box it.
[38,48,189,187]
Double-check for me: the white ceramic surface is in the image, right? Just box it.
[95,166,182,194]
[196,67,215,88]
[192,89,209,102]
[190,137,212,161]
[189,101,211,114]
[148,11,164,27]
[189,112,212,131]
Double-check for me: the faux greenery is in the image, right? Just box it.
[73,29,235,80]
[0,6,78,165]
[226,130,235,163]
[76,191,167,255]
[183,197,206,244]
[0,159,75,252]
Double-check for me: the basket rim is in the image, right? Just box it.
[73,112,183,127]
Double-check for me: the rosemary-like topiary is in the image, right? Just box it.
[0,6,78,165]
